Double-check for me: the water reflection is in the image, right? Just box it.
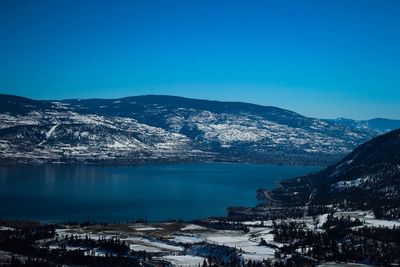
[0,163,319,222]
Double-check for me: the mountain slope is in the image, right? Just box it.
[330,117,400,132]
[270,129,400,217]
[0,94,388,165]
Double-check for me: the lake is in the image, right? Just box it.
[0,163,319,222]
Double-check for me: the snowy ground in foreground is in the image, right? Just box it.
[53,221,278,264]
[335,210,400,227]
[160,255,206,266]
[35,210,400,266]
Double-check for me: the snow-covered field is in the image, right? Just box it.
[125,237,184,253]
[160,255,206,266]
[3,207,400,266]
[335,210,400,227]
[49,221,279,265]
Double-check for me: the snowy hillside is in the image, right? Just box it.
[269,129,400,218]
[0,94,392,165]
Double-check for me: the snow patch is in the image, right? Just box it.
[45,124,60,139]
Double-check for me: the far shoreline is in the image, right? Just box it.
[0,159,327,168]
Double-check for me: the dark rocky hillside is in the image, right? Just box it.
[270,129,400,217]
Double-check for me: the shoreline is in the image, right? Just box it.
[0,159,328,168]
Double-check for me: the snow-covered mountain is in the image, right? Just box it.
[270,129,400,217]
[0,94,396,165]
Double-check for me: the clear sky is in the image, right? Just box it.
[0,0,399,120]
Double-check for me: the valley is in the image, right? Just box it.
[0,95,400,266]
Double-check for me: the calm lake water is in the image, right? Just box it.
[0,163,319,222]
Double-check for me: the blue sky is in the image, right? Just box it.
[0,0,399,119]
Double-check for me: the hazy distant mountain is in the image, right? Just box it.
[0,94,393,165]
[270,129,400,217]
[330,117,400,132]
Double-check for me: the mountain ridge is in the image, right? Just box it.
[4,93,400,122]
[0,93,398,165]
